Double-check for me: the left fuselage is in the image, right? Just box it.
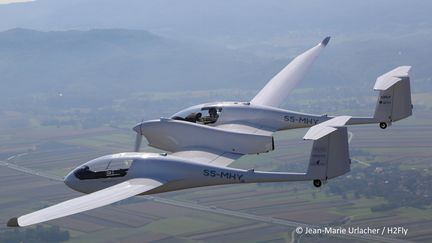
[64,152,313,195]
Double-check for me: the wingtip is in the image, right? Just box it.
[7,217,20,227]
[321,36,331,46]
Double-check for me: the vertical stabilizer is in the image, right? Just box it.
[306,127,351,180]
[373,66,413,124]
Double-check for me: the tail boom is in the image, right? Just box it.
[343,66,413,128]
[242,123,351,187]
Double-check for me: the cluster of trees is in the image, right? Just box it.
[0,225,69,243]
[328,163,432,211]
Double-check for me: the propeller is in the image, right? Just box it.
[134,133,143,152]
[133,120,144,152]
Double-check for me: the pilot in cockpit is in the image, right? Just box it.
[203,107,219,124]
[185,112,202,123]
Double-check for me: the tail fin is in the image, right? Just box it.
[303,117,351,183]
[373,66,413,125]
[306,127,351,181]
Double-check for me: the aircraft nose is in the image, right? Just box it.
[64,171,79,190]
[133,123,143,134]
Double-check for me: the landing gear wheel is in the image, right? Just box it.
[313,180,322,188]
[379,122,387,129]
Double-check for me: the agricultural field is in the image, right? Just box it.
[0,89,431,242]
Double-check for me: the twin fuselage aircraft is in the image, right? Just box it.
[8,37,413,227]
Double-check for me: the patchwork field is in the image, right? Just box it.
[0,110,431,242]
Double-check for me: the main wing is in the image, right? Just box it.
[135,119,275,167]
[215,123,274,136]
[251,37,330,108]
[7,178,163,227]
[171,123,274,167]
[172,148,243,167]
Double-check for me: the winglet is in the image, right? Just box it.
[321,36,331,46]
[250,37,331,107]
[7,217,19,227]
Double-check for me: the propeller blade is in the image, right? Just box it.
[134,133,142,152]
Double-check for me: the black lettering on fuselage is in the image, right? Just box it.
[284,115,319,125]
[220,172,229,179]
[202,169,245,182]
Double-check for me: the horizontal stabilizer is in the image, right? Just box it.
[374,66,411,91]
[303,116,351,140]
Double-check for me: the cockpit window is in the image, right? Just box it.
[200,107,221,124]
[171,105,222,125]
[74,158,133,180]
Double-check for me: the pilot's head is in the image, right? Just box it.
[209,108,217,116]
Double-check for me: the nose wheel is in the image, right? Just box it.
[313,180,322,188]
[379,122,387,129]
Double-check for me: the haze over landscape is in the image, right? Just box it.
[0,0,431,242]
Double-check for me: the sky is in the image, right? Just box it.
[1,0,431,39]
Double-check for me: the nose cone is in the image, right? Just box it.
[133,123,142,134]
[64,171,80,191]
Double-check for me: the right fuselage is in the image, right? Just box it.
[215,102,329,131]
[172,101,333,132]
[171,101,378,131]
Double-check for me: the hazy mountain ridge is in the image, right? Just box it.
[0,28,275,100]
[1,0,432,41]
[0,28,430,108]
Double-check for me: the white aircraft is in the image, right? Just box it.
[8,37,413,227]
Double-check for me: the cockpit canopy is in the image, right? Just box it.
[74,156,133,180]
[171,104,222,124]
